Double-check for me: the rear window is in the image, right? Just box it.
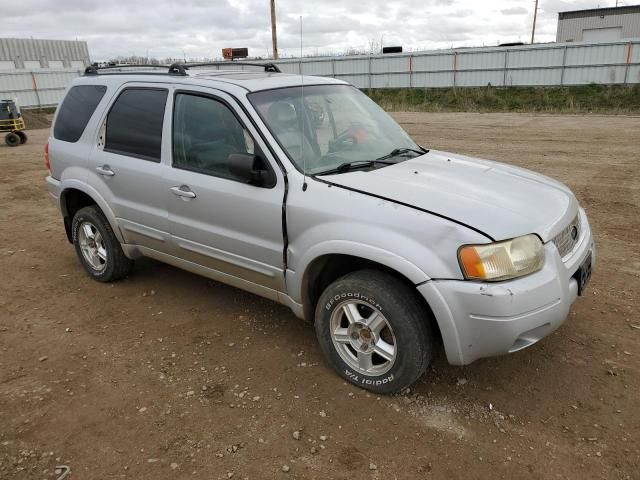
[53,85,107,143]
[105,88,168,162]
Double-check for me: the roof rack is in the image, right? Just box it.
[168,63,188,75]
[183,62,281,73]
[84,64,180,75]
[83,61,281,77]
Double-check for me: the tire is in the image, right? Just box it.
[315,269,433,394]
[5,132,20,147]
[16,131,27,144]
[72,205,133,282]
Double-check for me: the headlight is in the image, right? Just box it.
[458,234,545,281]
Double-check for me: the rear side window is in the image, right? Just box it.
[105,88,168,162]
[54,85,107,143]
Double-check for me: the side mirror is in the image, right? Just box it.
[226,153,275,187]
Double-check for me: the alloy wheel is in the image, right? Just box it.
[329,300,397,375]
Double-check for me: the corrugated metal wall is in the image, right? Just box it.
[0,70,83,108]
[271,40,640,89]
[0,38,90,70]
[1,40,639,108]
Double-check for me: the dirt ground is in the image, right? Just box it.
[1,113,638,480]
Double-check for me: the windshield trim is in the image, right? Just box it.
[248,80,349,95]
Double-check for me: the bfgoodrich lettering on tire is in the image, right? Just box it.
[314,269,433,394]
[72,205,133,282]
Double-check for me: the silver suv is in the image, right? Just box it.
[46,63,594,393]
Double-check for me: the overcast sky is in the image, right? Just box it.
[6,0,615,60]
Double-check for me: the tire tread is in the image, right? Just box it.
[72,205,133,282]
[315,269,433,394]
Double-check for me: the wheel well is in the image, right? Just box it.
[61,189,97,243]
[301,254,439,336]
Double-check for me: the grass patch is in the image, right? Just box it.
[365,84,640,114]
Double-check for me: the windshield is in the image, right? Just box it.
[248,84,421,175]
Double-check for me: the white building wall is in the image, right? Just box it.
[557,8,640,42]
[0,38,90,70]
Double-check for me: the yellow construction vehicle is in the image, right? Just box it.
[1,99,28,147]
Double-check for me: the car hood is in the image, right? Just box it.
[322,150,578,242]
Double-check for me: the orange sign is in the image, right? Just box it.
[222,48,248,60]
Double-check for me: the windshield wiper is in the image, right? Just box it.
[314,147,427,176]
[374,147,426,162]
[315,159,397,176]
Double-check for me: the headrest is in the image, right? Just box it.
[267,102,298,132]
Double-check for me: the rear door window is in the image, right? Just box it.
[53,85,107,143]
[105,88,168,162]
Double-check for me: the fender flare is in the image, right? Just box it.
[59,179,125,243]
[289,240,431,305]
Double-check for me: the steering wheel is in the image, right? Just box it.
[329,131,358,152]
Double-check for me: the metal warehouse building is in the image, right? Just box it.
[557,5,640,43]
[0,38,89,71]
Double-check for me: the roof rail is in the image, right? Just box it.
[82,61,281,77]
[184,62,281,73]
[168,63,188,75]
[84,64,186,76]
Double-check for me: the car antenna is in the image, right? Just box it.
[300,15,308,192]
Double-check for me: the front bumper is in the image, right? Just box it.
[419,208,594,366]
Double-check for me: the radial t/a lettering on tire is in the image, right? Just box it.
[314,269,433,394]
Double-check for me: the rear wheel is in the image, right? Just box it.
[315,269,433,394]
[16,131,27,144]
[5,132,20,147]
[72,205,133,282]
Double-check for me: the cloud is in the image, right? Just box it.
[0,0,600,60]
[501,7,528,15]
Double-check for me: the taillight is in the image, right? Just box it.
[44,142,51,174]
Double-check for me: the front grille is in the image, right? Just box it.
[552,213,581,259]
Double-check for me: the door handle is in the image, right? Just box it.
[96,165,115,176]
[170,185,197,199]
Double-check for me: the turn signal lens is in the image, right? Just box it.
[458,234,545,281]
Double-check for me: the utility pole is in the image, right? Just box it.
[531,0,539,44]
[270,0,279,59]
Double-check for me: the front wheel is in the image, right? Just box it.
[315,270,433,394]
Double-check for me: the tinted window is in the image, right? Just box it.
[105,88,168,161]
[173,93,255,178]
[54,85,107,143]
